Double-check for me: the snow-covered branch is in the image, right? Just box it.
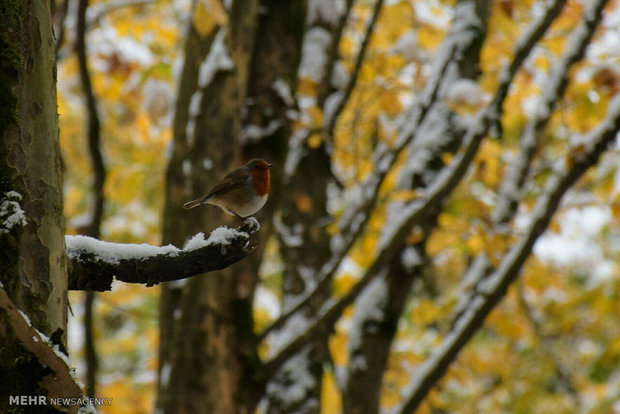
[264,45,458,341]
[323,0,384,136]
[394,94,620,414]
[67,219,260,291]
[264,0,575,384]
[454,0,609,325]
[494,0,608,223]
[0,286,84,413]
[488,0,568,125]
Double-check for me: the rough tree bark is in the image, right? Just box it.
[0,0,72,411]
[158,1,261,413]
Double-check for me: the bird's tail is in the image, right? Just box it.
[183,197,205,210]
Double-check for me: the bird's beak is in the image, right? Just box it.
[267,163,274,168]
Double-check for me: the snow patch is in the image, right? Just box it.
[0,191,27,234]
[66,235,180,265]
[299,27,332,82]
[307,0,346,25]
[198,28,234,88]
[183,226,249,251]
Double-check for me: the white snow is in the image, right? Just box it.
[347,273,388,368]
[266,347,318,408]
[284,128,309,178]
[299,27,332,82]
[401,246,422,271]
[88,25,155,69]
[272,78,295,106]
[307,0,346,25]
[255,285,281,319]
[323,92,344,127]
[391,31,419,61]
[274,216,304,248]
[198,28,234,88]
[331,62,349,89]
[66,235,180,265]
[183,226,249,251]
[446,78,486,106]
[160,363,171,387]
[0,191,27,234]
[413,0,451,28]
[533,205,615,284]
[241,120,283,143]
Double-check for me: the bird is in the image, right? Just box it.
[183,158,273,218]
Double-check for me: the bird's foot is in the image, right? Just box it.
[243,216,260,232]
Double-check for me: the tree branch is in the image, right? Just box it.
[263,0,573,374]
[0,287,83,414]
[67,219,260,291]
[395,93,620,414]
[265,44,456,340]
[453,0,608,327]
[493,0,608,223]
[323,0,384,137]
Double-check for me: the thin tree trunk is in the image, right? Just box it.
[75,0,106,397]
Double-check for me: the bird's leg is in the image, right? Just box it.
[243,217,260,231]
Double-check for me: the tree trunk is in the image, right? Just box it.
[341,1,491,412]
[0,0,68,409]
[158,1,260,413]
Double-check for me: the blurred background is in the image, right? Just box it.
[56,0,620,413]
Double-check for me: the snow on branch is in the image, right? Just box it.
[0,191,27,234]
[264,0,570,374]
[394,93,620,414]
[488,0,567,132]
[323,0,384,136]
[455,0,609,326]
[494,0,608,223]
[0,287,84,413]
[67,219,260,291]
[264,0,483,342]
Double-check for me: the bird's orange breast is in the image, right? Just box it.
[251,168,270,197]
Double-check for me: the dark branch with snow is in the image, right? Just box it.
[0,287,84,413]
[67,219,260,291]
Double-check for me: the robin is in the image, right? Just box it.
[183,158,273,218]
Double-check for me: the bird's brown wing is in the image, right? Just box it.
[203,169,250,200]
[183,168,250,210]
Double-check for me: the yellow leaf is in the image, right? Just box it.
[193,0,227,38]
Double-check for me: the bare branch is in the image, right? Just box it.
[487,0,568,128]
[54,0,70,59]
[0,287,83,414]
[265,45,456,340]
[67,220,260,291]
[395,93,620,414]
[264,0,569,375]
[454,0,608,326]
[323,0,385,137]
[76,0,106,239]
[494,0,608,223]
